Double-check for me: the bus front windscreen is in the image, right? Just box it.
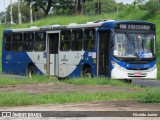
[113,33,156,59]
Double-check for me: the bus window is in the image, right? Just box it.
[12,33,22,51]
[34,32,46,51]
[4,33,12,51]
[84,28,95,50]
[72,29,82,51]
[60,30,71,51]
[23,32,34,51]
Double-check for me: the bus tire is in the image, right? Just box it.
[82,66,93,78]
[27,65,36,78]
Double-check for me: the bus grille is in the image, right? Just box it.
[126,68,149,70]
[128,73,147,77]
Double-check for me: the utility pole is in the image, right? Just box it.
[30,2,33,23]
[10,0,13,24]
[18,0,22,24]
[95,0,101,15]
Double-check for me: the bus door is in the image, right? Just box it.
[97,30,110,77]
[46,31,59,76]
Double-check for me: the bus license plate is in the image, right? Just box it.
[134,72,141,76]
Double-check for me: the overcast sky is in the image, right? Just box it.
[0,0,135,13]
[116,0,135,4]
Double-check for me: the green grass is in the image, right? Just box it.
[0,76,138,88]
[0,91,141,107]
[62,78,137,87]
[139,88,160,103]
[0,87,160,107]
[0,75,59,85]
[0,75,159,106]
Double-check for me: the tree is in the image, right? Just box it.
[0,12,5,24]
[52,0,75,15]
[74,0,85,14]
[24,0,53,17]
[4,1,44,24]
[85,0,117,15]
[141,0,160,12]
[18,0,22,24]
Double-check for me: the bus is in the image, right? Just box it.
[2,20,157,81]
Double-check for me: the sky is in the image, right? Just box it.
[0,0,17,12]
[0,0,135,13]
[116,0,135,4]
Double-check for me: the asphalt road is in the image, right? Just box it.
[132,79,160,87]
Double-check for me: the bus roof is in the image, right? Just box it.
[3,20,155,33]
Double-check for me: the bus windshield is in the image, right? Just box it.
[113,33,156,58]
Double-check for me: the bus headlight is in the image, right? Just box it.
[149,65,157,72]
[112,61,126,71]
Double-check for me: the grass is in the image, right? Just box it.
[0,76,138,88]
[0,91,141,107]
[139,88,160,103]
[0,76,159,106]
[62,78,137,87]
[0,75,59,85]
[0,87,160,107]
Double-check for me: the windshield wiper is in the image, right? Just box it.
[125,33,136,56]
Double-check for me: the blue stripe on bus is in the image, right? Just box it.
[2,52,43,75]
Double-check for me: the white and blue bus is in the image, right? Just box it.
[2,20,157,81]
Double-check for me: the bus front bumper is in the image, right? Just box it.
[111,67,157,80]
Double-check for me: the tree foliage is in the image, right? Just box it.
[23,0,54,17]
[85,0,118,15]
[1,0,159,24]
[24,0,88,16]
[2,1,43,24]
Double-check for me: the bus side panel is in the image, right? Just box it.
[2,52,31,75]
[27,52,46,75]
[66,51,97,78]
[2,51,45,75]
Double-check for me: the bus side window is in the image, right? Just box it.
[12,33,22,51]
[23,32,34,51]
[4,33,12,51]
[34,32,46,51]
[84,28,95,50]
[72,29,82,51]
[60,30,71,51]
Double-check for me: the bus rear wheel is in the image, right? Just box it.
[82,66,93,78]
[27,65,35,78]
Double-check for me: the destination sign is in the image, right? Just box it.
[40,26,67,31]
[115,23,155,31]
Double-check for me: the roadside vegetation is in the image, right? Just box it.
[0,87,160,107]
[0,75,59,85]
[0,92,140,107]
[0,75,136,88]
[62,78,137,87]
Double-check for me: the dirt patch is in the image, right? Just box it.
[0,83,138,94]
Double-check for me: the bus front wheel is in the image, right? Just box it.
[27,65,35,78]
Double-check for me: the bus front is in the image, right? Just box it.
[111,21,157,80]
